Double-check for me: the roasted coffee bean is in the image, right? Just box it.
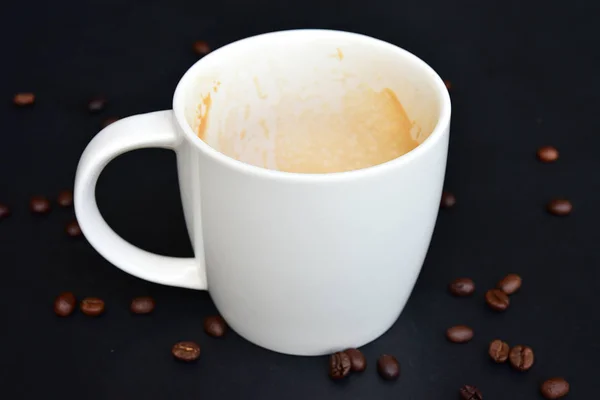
[497,273,522,295]
[449,278,475,296]
[537,146,559,163]
[80,297,105,316]
[193,40,211,55]
[102,117,119,128]
[130,296,155,314]
[57,190,73,207]
[485,289,510,311]
[329,351,351,379]
[540,377,569,399]
[30,196,51,214]
[377,354,400,380]
[0,203,10,220]
[172,341,201,362]
[203,315,227,337]
[14,93,35,106]
[488,339,510,363]
[65,220,82,237]
[344,348,366,372]
[547,199,572,216]
[88,96,106,113]
[446,325,474,343]
[440,191,456,209]
[444,80,452,90]
[509,345,534,371]
[459,385,483,400]
[54,292,76,317]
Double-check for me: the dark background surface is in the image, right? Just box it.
[1,0,599,398]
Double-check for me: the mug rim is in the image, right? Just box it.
[173,29,451,182]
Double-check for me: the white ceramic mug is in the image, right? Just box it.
[74,30,451,356]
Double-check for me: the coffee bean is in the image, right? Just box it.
[80,297,105,316]
[509,345,534,371]
[459,385,483,400]
[540,377,569,399]
[440,191,456,209]
[30,196,50,214]
[203,315,227,337]
[537,146,559,163]
[377,354,400,380]
[193,40,211,55]
[444,80,452,90]
[344,348,366,372]
[329,351,351,379]
[13,93,35,106]
[449,277,475,296]
[497,273,522,295]
[65,220,82,237]
[57,190,73,207]
[485,289,510,311]
[0,203,10,220]
[488,339,510,363]
[88,97,106,113]
[172,341,201,362]
[547,199,572,216]
[130,296,155,314]
[54,292,76,317]
[446,325,474,343]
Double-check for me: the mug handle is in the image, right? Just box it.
[74,110,207,290]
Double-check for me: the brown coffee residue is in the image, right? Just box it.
[197,85,419,174]
[331,48,344,61]
[197,92,212,142]
[253,77,268,99]
[259,118,270,139]
[273,85,418,173]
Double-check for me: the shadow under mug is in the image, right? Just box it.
[74,30,451,356]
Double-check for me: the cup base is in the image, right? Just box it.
[225,308,403,356]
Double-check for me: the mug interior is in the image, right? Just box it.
[177,30,448,174]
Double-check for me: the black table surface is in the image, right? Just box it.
[1,0,599,398]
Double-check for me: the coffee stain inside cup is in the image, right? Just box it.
[330,48,344,61]
[271,85,418,173]
[197,92,212,142]
[196,84,419,174]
